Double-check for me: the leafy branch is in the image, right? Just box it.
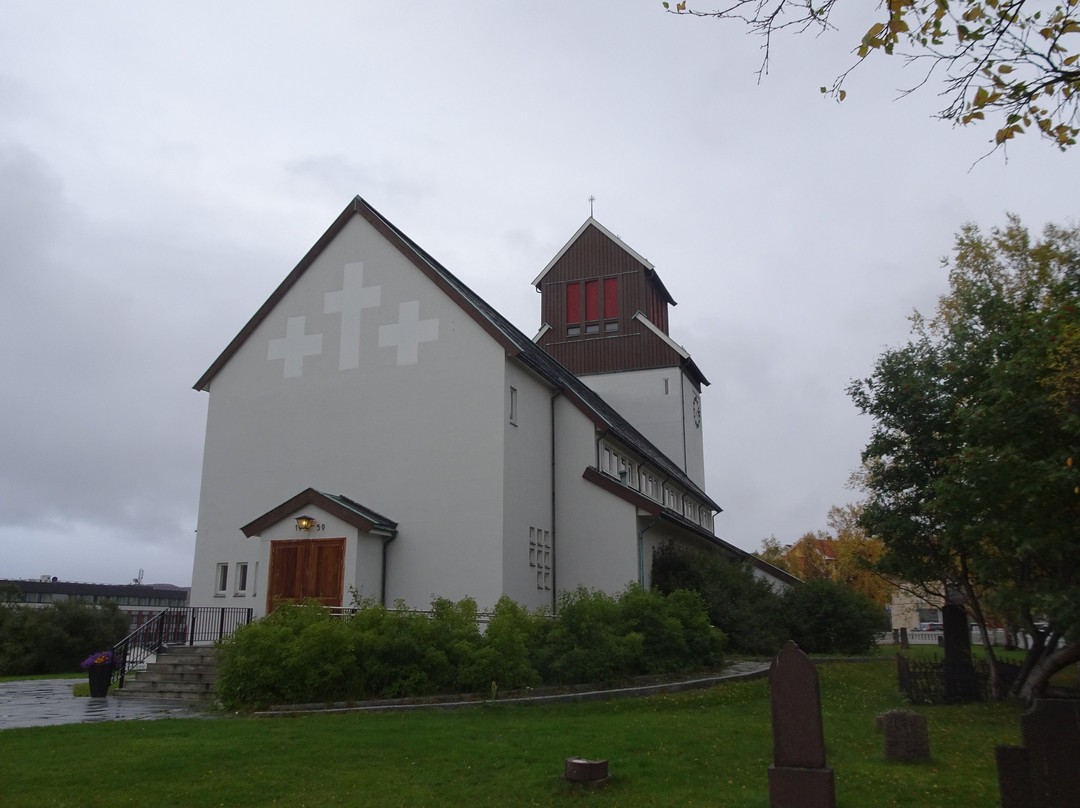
[664,0,1080,150]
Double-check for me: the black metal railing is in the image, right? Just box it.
[111,606,253,688]
[896,654,1022,704]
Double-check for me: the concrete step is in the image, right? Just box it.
[117,645,219,702]
[121,679,216,695]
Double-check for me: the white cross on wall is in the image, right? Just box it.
[324,261,382,370]
[378,301,438,366]
[267,316,323,378]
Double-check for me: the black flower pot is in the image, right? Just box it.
[87,664,114,697]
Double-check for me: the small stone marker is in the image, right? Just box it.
[898,627,909,649]
[997,699,1080,808]
[768,640,835,808]
[563,757,609,787]
[875,710,930,762]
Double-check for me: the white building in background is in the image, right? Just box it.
[189,196,791,617]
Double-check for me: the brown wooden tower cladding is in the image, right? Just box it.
[534,219,706,388]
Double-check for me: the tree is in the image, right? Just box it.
[653,542,787,654]
[755,505,897,607]
[664,1,1080,151]
[827,504,896,608]
[849,215,1080,699]
[756,535,798,574]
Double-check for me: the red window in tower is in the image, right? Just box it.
[585,280,599,321]
[566,282,581,324]
[603,277,618,319]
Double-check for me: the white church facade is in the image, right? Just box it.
[189,196,782,617]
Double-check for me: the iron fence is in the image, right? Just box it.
[111,606,253,688]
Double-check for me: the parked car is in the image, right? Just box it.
[917,622,944,631]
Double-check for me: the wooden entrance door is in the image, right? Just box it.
[267,538,345,612]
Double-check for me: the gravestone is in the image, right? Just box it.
[875,710,930,762]
[768,640,835,808]
[899,627,909,649]
[997,699,1080,808]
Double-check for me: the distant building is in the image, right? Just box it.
[0,578,190,630]
[189,196,794,617]
[786,537,838,578]
[888,589,942,631]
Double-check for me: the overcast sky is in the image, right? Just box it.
[0,2,1073,586]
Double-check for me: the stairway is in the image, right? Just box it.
[117,645,218,703]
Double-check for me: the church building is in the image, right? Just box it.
[189,196,773,616]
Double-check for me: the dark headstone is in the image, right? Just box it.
[941,604,971,667]
[941,604,978,701]
[1022,700,1080,806]
[767,640,835,808]
[996,745,1032,808]
[899,627,909,649]
[997,699,1080,808]
[876,710,930,762]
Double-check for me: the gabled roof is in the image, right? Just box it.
[240,488,398,538]
[195,195,721,513]
[531,217,677,305]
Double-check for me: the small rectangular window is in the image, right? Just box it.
[509,386,518,424]
[215,563,228,595]
[235,562,249,595]
[530,526,552,590]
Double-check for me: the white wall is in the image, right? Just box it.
[501,360,556,610]
[578,367,706,487]
[551,398,640,596]
[192,214,509,614]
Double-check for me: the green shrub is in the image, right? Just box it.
[781,578,887,655]
[216,588,727,709]
[461,595,543,691]
[216,602,343,706]
[535,587,640,684]
[652,542,786,655]
[0,599,130,675]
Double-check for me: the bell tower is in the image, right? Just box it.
[532,218,709,486]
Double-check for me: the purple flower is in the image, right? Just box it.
[81,651,116,670]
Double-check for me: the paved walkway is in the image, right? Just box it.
[255,660,773,718]
[0,678,203,731]
[1,661,775,730]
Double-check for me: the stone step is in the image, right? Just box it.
[129,671,217,685]
[121,679,215,696]
[117,645,219,702]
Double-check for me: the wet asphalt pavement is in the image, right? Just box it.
[0,678,202,730]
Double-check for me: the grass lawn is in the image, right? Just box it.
[0,673,83,683]
[0,660,1022,808]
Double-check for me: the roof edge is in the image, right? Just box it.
[531,217,655,288]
